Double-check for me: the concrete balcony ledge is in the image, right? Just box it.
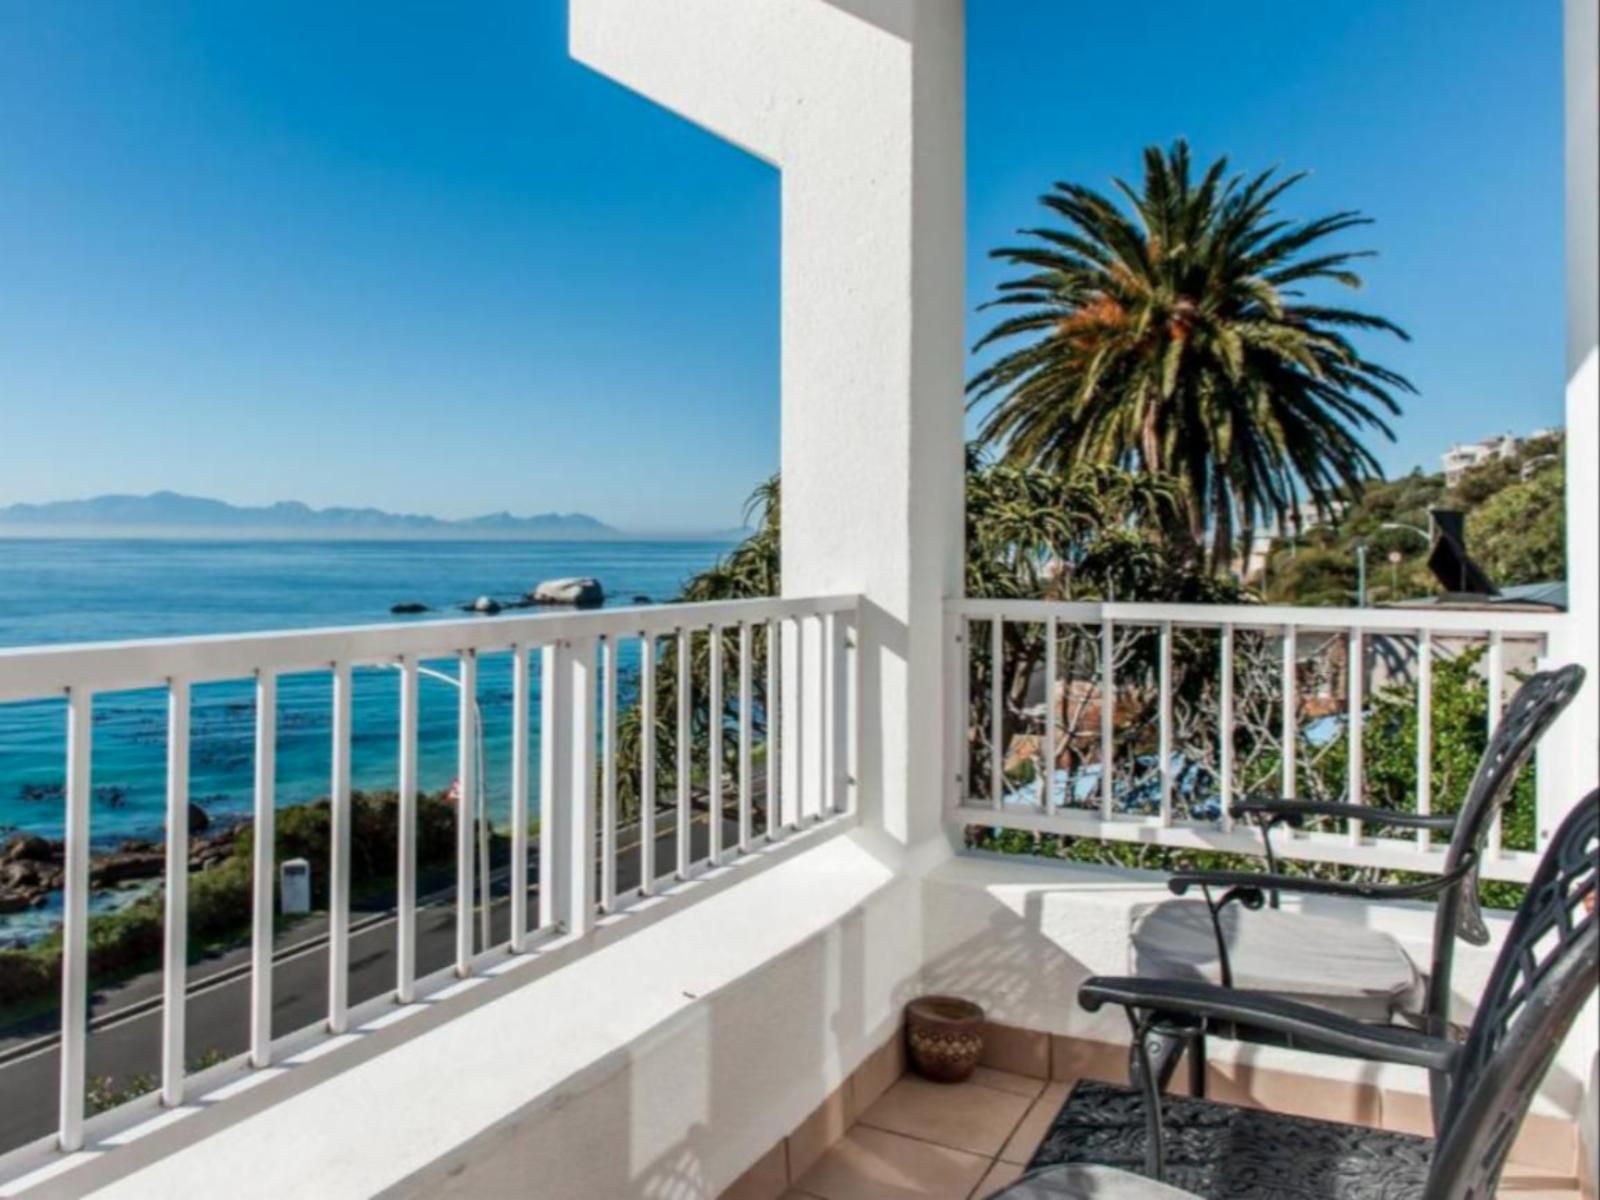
[20,823,924,1200]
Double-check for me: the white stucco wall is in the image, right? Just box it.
[1561,5,1599,1190]
[570,0,968,853]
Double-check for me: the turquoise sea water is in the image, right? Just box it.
[0,538,732,846]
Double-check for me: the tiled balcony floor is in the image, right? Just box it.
[778,1068,1583,1200]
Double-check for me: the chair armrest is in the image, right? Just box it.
[1167,867,1465,905]
[1078,976,1459,1073]
[1231,797,1456,833]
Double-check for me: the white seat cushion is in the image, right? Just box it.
[1129,899,1425,1023]
[986,1164,1199,1199]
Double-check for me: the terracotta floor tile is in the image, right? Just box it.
[971,1159,1025,1198]
[967,1067,1045,1100]
[1498,1166,1583,1197]
[858,1076,1034,1158]
[793,1126,990,1200]
[997,1082,1071,1166]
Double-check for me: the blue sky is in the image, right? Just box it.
[0,2,1566,532]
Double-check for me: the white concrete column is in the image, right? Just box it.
[1544,0,1600,827]
[1559,5,1598,1194]
[570,0,967,850]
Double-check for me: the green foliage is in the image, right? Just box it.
[968,139,1413,568]
[1260,433,1566,602]
[1468,463,1565,586]
[0,791,460,1019]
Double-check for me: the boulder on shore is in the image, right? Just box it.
[529,577,605,608]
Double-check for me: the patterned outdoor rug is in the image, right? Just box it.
[1027,1080,1432,1199]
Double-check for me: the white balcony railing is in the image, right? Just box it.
[0,594,860,1165]
[946,599,1567,882]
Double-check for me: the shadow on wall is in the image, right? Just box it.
[410,876,923,1199]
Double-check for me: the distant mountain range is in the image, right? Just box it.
[0,491,621,540]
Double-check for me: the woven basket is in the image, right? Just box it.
[906,995,985,1083]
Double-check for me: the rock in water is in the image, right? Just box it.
[471,596,503,615]
[189,802,211,834]
[390,601,429,615]
[530,577,605,608]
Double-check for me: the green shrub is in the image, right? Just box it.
[0,790,464,1019]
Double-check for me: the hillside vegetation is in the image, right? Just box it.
[1259,431,1565,606]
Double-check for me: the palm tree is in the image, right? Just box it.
[968,140,1415,568]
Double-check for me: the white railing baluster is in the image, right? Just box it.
[1042,616,1057,815]
[1281,626,1298,801]
[766,618,781,839]
[1486,630,1505,857]
[676,627,692,877]
[738,623,753,850]
[1347,630,1365,844]
[510,645,531,948]
[329,661,352,1031]
[58,688,91,1152]
[539,644,564,927]
[829,613,848,814]
[161,677,190,1107]
[1099,620,1115,819]
[1158,622,1174,826]
[566,638,597,937]
[845,612,860,814]
[790,616,805,827]
[600,638,618,912]
[639,635,656,895]
[955,618,970,804]
[250,671,276,1067]
[397,656,418,1000]
[455,651,477,975]
[990,616,1004,810]
[708,624,723,860]
[1416,631,1434,852]
[1218,626,1234,831]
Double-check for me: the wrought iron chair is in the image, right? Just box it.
[988,787,1598,1199]
[1125,663,1584,1102]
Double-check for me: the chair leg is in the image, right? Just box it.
[1130,1016,1170,1183]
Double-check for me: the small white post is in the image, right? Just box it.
[540,642,570,927]
[708,624,724,857]
[566,638,597,937]
[510,645,531,949]
[738,622,753,849]
[639,635,657,894]
[329,661,352,1030]
[250,671,276,1067]
[161,677,191,1106]
[600,638,619,911]
[454,651,477,975]
[397,656,418,999]
[1218,626,1234,831]
[58,688,92,1152]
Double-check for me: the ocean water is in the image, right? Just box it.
[0,538,733,846]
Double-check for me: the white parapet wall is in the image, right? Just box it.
[919,852,1596,1131]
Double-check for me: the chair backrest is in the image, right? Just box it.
[1424,663,1585,1042]
[1424,789,1598,1200]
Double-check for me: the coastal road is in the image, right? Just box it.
[0,809,740,1153]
